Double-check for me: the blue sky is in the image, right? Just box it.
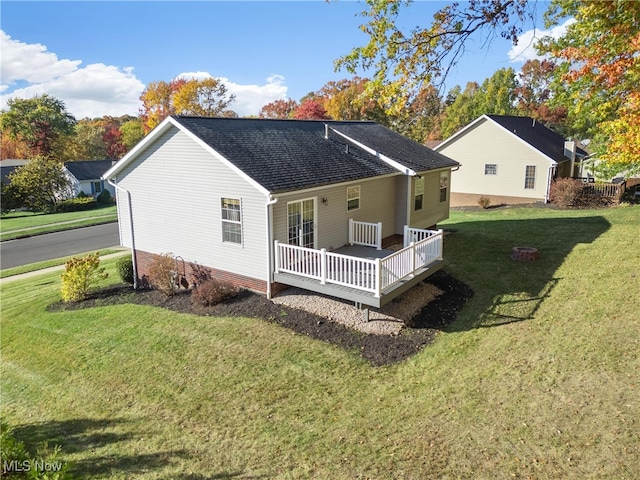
[0,1,570,119]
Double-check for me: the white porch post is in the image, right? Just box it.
[410,241,416,274]
[348,218,354,245]
[437,229,444,260]
[274,240,280,274]
[374,257,382,297]
[376,221,382,250]
[403,224,409,248]
[320,248,327,285]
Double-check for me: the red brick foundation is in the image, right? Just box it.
[134,250,287,295]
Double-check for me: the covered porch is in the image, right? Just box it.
[273,221,444,308]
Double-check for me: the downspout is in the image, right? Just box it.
[545,165,555,204]
[107,178,139,289]
[265,195,279,299]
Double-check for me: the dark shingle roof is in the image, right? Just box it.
[171,117,458,194]
[64,160,114,181]
[1,166,18,185]
[329,122,459,172]
[487,115,588,163]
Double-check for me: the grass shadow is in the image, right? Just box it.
[11,418,188,477]
[441,213,611,331]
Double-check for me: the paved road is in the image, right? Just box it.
[0,223,120,269]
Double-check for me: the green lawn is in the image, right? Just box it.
[1,206,639,478]
[0,205,117,241]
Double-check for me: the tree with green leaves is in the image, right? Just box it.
[0,94,76,159]
[172,78,236,117]
[120,119,144,151]
[440,82,482,139]
[6,157,74,212]
[336,0,638,174]
[336,0,532,115]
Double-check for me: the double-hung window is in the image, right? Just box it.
[221,198,242,244]
[524,166,536,189]
[347,185,360,211]
[439,171,449,203]
[414,176,424,211]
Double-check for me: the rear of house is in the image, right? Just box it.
[104,116,459,306]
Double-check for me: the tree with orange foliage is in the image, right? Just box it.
[259,99,298,119]
[540,0,639,176]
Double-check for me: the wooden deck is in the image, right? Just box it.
[273,243,444,308]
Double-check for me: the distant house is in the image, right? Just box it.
[64,160,116,197]
[435,115,587,206]
[103,116,459,307]
[0,159,28,185]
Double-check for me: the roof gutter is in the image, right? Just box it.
[106,177,139,289]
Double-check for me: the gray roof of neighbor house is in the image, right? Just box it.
[486,115,589,163]
[1,166,18,185]
[168,116,459,194]
[65,160,114,181]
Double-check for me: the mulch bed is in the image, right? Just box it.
[48,270,473,366]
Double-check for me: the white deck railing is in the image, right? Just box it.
[349,219,383,250]
[403,225,439,247]
[274,228,442,297]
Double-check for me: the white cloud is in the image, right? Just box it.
[509,18,577,63]
[0,30,145,119]
[0,31,289,119]
[0,31,80,84]
[174,72,288,117]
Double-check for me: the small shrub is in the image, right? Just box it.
[54,197,96,212]
[76,191,88,198]
[192,279,239,306]
[96,189,111,204]
[148,253,178,296]
[60,253,108,302]
[478,196,491,209]
[0,419,29,469]
[116,255,134,284]
[550,178,583,208]
[1,419,73,479]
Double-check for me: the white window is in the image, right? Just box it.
[414,176,424,211]
[439,171,449,203]
[221,198,242,244]
[485,164,497,175]
[347,185,360,211]
[524,166,536,189]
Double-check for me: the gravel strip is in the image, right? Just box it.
[271,282,443,336]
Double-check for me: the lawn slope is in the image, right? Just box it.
[1,206,638,479]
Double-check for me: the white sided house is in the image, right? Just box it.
[103,116,459,308]
[435,115,587,206]
[64,160,116,198]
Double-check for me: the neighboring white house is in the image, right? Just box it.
[64,160,116,198]
[435,115,587,206]
[103,116,460,308]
